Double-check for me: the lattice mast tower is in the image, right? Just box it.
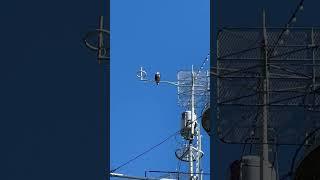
[137,61,209,180]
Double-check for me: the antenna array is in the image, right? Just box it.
[215,27,320,145]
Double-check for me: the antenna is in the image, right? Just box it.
[215,26,320,143]
[137,64,210,180]
[214,11,320,180]
[83,16,110,63]
[83,15,110,179]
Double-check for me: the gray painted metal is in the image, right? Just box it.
[240,156,276,180]
[215,27,320,145]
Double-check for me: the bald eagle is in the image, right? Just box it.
[155,72,160,85]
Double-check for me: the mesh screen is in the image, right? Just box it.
[177,70,210,111]
[215,27,320,144]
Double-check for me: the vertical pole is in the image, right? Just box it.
[189,141,193,180]
[311,28,316,144]
[197,133,202,180]
[312,28,315,89]
[260,9,270,180]
[98,16,104,64]
[140,67,144,81]
[189,65,195,180]
[196,128,199,178]
[196,128,199,179]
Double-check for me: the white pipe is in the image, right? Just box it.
[110,173,173,180]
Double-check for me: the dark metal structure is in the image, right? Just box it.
[214,26,320,180]
[83,16,110,63]
[201,106,210,136]
[215,27,320,145]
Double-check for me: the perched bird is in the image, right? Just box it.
[155,72,160,85]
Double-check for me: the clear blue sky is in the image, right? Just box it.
[110,0,210,179]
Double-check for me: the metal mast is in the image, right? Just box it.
[261,9,270,180]
[190,65,195,179]
[137,64,209,180]
[176,65,205,180]
[214,1,320,179]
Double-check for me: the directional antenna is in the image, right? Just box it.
[177,70,210,110]
[83,16,110,63]
[215,27,320,145]
[175,143,204,162]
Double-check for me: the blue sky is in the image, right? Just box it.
[110,0,210,179]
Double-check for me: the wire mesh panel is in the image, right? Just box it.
[177,70,210,111]
[216,27,320,144]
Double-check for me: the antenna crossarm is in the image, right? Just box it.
[110,173,173,180]
[159,81,178,86]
